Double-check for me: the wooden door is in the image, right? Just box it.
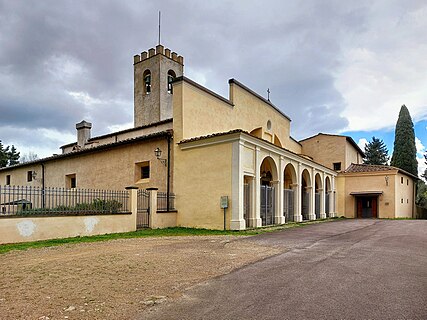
[372,197,377,218]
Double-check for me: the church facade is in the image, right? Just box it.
[0,44,417,229]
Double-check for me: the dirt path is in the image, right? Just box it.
[0,236,281,319]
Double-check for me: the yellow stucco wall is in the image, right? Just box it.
[172,80,301,154]
[337,170,415,219]
[0,213,135,244]
[345,141,361,167]
[394,173,415,218]
[174,142,232,230]
[300,135,362,171]
[0,139,171,192]
[300,135,347,171]
[341,172,396,218]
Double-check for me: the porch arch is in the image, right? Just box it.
[301,169,311,220]
[260,156,278,226]
[315,173,323,219]
[283,163,297,222]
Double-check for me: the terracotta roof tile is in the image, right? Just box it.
[344,163,418,179]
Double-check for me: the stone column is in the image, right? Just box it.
[308,168,316,220]
[248,176,258,228]
[254,147,262,227]
[319,187,326,219]
[272,180,285,224]
[231,141,246,230]
[294,163,303,222]
[331,176,337,217]
[277,156,285,224]
[146,187,158,228]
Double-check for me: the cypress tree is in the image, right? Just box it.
[364,136,389,165]
[390,105,418,176]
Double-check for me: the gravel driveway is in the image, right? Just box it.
[0,235,281,319]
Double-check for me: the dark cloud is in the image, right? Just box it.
[0,0,425,156]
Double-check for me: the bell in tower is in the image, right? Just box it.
[133,44,184,127]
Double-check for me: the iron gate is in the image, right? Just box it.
[283,189,294,222]
[302,191,309,220]
[315,193,320,219]
[325,193,330,217]
[137,189,150,228]
[260,185,275,226]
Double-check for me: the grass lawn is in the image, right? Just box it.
[0,217,343,254]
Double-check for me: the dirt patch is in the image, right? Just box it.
[0,236,281,319]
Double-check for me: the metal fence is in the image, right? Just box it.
[137,189,150,228]
[157,192,176,211]
[0,185,129,216]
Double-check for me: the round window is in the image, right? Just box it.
[267,120,272,130]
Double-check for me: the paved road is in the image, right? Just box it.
[142,220,427,320]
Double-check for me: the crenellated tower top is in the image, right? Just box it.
[133,44,184,127]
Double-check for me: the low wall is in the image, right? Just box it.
[152,211,177,229]
[0,212,135,244]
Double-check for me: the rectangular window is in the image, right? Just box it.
[66,174,76,189]
[27,171,33,182]
[401,198,403,203]
[401,177,403,184]
[141,165,150,179]
[407,179,409,185]
[333,162,342,171]
[6,175,10,185]
[135,161,150,182]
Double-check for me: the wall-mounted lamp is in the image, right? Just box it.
[32,171,37,180]
[154,147,167,166]
[385,175,389,186]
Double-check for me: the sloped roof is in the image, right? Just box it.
[344,163,418,179]
[61,118,173,149]
[0,130,172,172]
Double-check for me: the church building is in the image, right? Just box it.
[0,44,417,229]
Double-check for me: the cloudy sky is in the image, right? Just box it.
[0,0,426,175]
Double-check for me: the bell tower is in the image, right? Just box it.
[133,44,184,127]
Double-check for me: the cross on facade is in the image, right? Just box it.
[267,88,270,101]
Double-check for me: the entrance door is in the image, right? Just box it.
[356,197,378,218]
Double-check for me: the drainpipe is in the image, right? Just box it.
[166,133,171,211]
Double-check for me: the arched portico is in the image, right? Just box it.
[315,173,323,219]
[301,169,311,220]
[260,156,278,226]
[283,163,297,222]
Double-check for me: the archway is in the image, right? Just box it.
[284,163,297,222]
[315,173,323,219]
[260,157,278,226]
[301,169,311,220]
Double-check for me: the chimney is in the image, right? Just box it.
[76,120,92,148]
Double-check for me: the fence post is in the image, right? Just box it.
[146,188,158,228]
[125,187,138,231]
